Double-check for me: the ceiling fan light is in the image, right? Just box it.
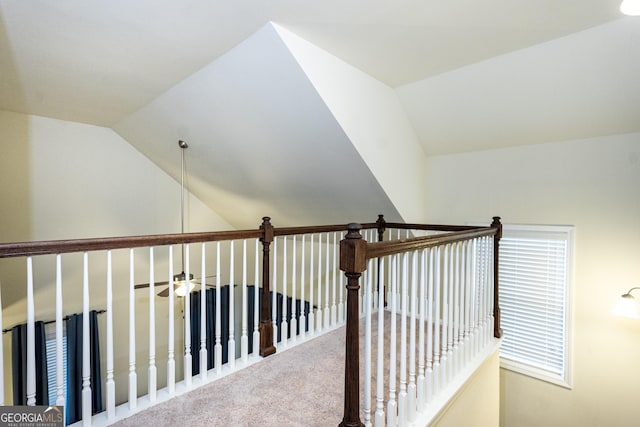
[174,279,196,297]
[172,272,196,297]
[620,0,640,16]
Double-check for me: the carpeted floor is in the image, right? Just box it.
[112,310,432,427]
[113,323,350,427]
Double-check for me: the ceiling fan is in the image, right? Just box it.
[135,140,216,297]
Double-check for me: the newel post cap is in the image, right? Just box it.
[491,216,502,239]
[340,223,367,274]
[260,216,274,243]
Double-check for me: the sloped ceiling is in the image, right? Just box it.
[397,18,640,154]
[114,24,403,229]
[1,2,638,229]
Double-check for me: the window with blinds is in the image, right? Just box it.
[498,224,574,388]
[45,322,68,406]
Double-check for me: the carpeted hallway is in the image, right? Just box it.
[113,323,349,427]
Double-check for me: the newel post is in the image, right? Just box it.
[339,223,366,427]
[259,217,276,357]
[491,216,503,339]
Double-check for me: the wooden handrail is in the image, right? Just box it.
[365,227,497,259]
[273,222,378,237]
[0,217,478,260]
[0,230,262,259]
[0,222,384,259]
[383,222,481,232]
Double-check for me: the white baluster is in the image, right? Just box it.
[484,236,493,345]
[272,237,278,346]
[453,242,460,376]
[338,232,345,325]
[374,256,386,427]
[291,236,298,342]
[464,241,472,365]
[215,242,222,374]
[331,232,337,326]
[241,240,249,361]
[228,241,236,367]
[26,257,35,406]
[480,237,487,348]
[447,244,455,383]
[167,247,175,394]
[458,242,467,365]
[484,236,490,345]
[477,237,485,349]
[433,247,441,397]
[387,255,398,427]
[308,234,315,335]
[184,245,192,387]
[470,238,479,358]
[460,241,467,364]
[398,253,408,426]
[373,238,378,312]
[55,255,66,409]
[316,234,323,332]
[128,249,137,410]
[148,248,157,401]
[82,252,92,424]
[441,245,450,385]
[281,236,288,347]
[201,244,208,378]
[387,247,393,312]
[253,239,260,354]
[299,235,306,341]
[324,232,330,328]
[105,252,116,418]
[425,248,434,404]
[417,249,427,409]
[408,250,418,422]
[396,232,402,312]
[364,259,373,426]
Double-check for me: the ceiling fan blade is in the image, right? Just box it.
[134,281,170,290]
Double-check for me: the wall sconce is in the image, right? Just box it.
[613,287,640,318]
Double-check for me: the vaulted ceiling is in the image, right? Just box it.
[1,1,638,228]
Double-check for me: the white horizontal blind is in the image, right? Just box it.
[499,224,573,387]
[45,323,67,406]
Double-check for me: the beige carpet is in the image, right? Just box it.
[114,324,350,427]
[113,311,430,427]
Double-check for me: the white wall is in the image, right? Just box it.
[0,110,233,404]
[432,349,500,427]
[424,133,640,426]
[275,23,428,224]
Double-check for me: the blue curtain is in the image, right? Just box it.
[66,311,103,425]
[11,321,48,405]
[189,285,312,375]
[190,286,229,375]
